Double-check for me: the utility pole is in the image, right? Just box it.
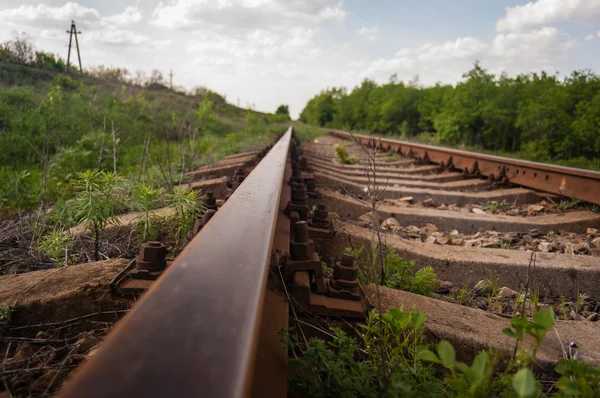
[66,20,83,75]
[169,69,173,90]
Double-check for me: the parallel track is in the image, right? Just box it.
[328,129,600,206]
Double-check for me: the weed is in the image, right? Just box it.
[71,170,124,261]
[0,306,15,325]
[475,274,499,308]
[575,292,588,316]
[348,245,439,296]
[334,143,360,164]
[382,152,403,162]
[131,182,163,242]
[39,229,73,266]
[285,304,599,397]
[551,197,581,212]
[482,200,511,214]
[559,296,570,320]
[502,307,555,364]
[546,230,555,237]
[167,187,206,247]
[321,261,333,278]
[530,287,540,315]
[454,287,469,305]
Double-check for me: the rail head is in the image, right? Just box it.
[328,129,600,205]
[60,127,292,398]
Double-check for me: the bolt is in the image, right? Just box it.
[306,179,317,193]
[141,242,167,262]
[329,253,359,296]
[232,175,245,190]
[291,182,307,204]
[341,253,354,267]
[202,209,217,224]
[299,157,309,170]
[289,211,300,235]
[205,191,217,209]
[136,241,167,271]
[295,221,309,243]
[290,221,314,261]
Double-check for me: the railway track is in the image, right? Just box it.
[57,127,600,397]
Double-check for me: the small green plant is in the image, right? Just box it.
[132,182,163,242]
[383,152,403,162]
[555,359,600,395]
[513,293,526,316]
[285,304,598,397]
[559,296,570,320]
[530,287,540,314]
[552,197,581,212]
[168,187,206,246]
[0,306,15,325]
[475,275,499,309]
[334,143,360,164]
[284,308,438,397]
[321,261,333,278]
[0,168,37,216]
[72,170,124,261]
[454,287,469,305]
[349,245,439,296]
[575,292,588,316]
[39,229,73,266]
[482,200,510,214]
[546,230,555,237]
[502,307,555,363]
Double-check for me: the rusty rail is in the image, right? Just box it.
[328,129,600,206]
[60,127,292,398]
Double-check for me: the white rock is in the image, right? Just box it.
[425,236,437,244]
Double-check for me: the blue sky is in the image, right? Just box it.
[1,0,599,118]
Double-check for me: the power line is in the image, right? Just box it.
[66,20,83,75]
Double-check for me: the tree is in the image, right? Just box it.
[149,69,164,84]
[275,105,290,118]
[6,32,35,65]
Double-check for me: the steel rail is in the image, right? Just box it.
[328,129,600,205]
[60,127,292,398]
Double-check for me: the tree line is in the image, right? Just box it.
[299,63,600,170]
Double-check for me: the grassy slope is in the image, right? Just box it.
[0,61,290,216]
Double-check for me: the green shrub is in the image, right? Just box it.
[71,170,124,260]
[286,306,599,397]
[131,182,163,242]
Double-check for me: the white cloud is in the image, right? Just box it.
[151,0,345,30]
[360,27,577,87]
[417,37,488,61]
[490,27,576,62]
[0,2,100,29]
[357,26,378,41]
[103,7,143,26]
[497,0,600,32]
[363,56,415,77]
[88,29,149,46]
[585,33,595,40]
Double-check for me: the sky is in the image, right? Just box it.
[0,0,599,118]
